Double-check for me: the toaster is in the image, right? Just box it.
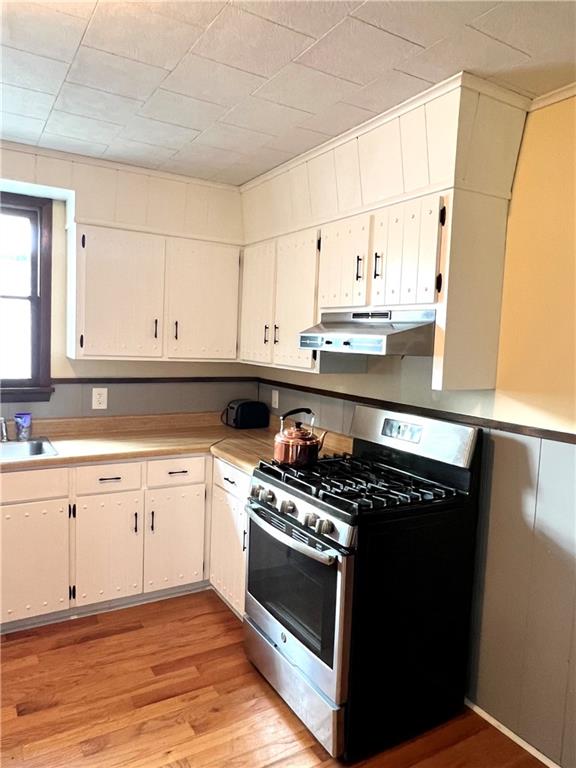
[223,399,270,429]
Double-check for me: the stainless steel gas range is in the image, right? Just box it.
[243,405,481,762]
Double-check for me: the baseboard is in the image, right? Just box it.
[1,581,210,634]
[465,699,561,768]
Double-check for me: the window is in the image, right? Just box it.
[0,192,53,401]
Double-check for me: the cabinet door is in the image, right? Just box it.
[210,485,246,615]
[400,198,421,304]
[370,208,389,306]
[75,491,144,607]
[341,213,370,307]
[165,238,239,359]
[274,229,318,369]
[1,498,69,622]
[318,221,343,308]
[239,242,275,363]
[385,204,403,306]
[143,485,204,593]
[79,226,165,357]
[416,195,442,304]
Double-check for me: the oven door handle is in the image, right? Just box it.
[248,509,339,566]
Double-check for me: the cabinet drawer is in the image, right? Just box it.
[1,467,69,504]
[76,462,142,496]
[146,456,205,488]
[213,458,250,500]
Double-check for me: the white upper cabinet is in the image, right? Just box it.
[358,118,404,205]
[165,238,239,359]
[239,241,276,363]
[400,198,421,304]
[274,229,318,369]
[308,151,339,221]
[319,213,370,308]
[385,203,404,305]
[77,225,165,358]
[416,195,442,304]
[370,208,389,306]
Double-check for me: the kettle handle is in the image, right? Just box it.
[280,408,315,428]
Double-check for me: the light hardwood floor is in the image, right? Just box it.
[1,590,543,768]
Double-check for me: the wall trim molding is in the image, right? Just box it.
[529,82,576,112]
[465,700,560,768]
[39,376,576,444]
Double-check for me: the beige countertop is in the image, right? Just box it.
[0,412,352,475]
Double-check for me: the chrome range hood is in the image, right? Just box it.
[299,309,435,356]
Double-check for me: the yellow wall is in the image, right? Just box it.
[496,96,575,405]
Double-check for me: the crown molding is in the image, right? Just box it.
[0,140,241,194]
[529,82,576,112]
[240,72,531,194]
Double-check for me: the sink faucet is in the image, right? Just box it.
[0,417,8,442]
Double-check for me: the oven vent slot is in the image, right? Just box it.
[269,517,286,533]
[291,529,309,544]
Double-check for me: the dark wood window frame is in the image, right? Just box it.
[1,192,54,402]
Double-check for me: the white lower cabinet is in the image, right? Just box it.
[1,498,69,623]
[210,482,247,616]
[75,490,144,607]
[143,485,205,592]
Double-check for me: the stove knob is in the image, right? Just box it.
[316,519,335,535]
[250,485,262,499]
[259,488,276,506]
[281,500,298,517]
[303,513,319,528]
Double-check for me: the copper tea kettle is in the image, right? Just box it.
[274,408,327,467]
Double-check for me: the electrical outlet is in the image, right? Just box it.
[92,387,108,410]
[271,389,279,409]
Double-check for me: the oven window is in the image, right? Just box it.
[248,518,337,667]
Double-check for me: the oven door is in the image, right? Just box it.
[245,505,353,704]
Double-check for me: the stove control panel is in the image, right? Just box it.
[249,478,355,549]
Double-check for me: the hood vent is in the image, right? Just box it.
[299,309,435,357]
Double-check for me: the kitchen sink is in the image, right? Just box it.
[0,438,58,460]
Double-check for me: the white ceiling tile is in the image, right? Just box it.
[120,116,200,149]
[300,102,377,137]
[143,1,226,27]
[264,127,331,154]
[163,53,266,106]
[192,5,313,77]
[83,3,203,70]
[471,1,576,57]
[0,84,55,119]
[352,1,497,47]
[45,110,122,144]
[194,123,274,153]
[1,2,87,62]
[67,46,167,100]
[213,147,293,184]
[296,17,423,85]
[43,3,97,19]
[399,26,531,82]
[222,97,312,135]
[104,138,176,168]
[343,69,433,112]
[1,112,44,143]
[38,132,108,157]
[0,45,68,95]
[55,83,143,125]
[161,143,246,178]
[490,57,576,97]
[236,1,361,38]
[253,63,361,113]
[139,90,226,131]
